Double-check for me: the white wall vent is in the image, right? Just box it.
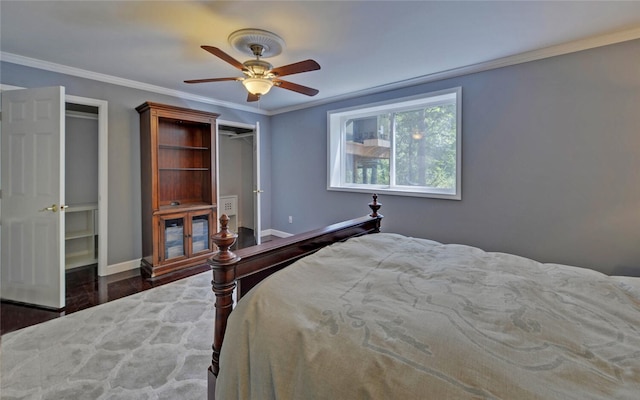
[220,195,238,232]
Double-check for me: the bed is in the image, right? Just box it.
[207,196,640,399]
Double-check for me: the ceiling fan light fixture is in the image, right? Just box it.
[186,30,319,102]
[242,77,274,96]
[243,59,273,77]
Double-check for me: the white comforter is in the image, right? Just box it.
[216,233,640,399]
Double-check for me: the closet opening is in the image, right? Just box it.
[64,103,99,271]
[218,123,262,249]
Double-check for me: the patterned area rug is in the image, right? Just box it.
[1,271,214,399]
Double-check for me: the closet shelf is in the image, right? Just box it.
[66,252,98,269]
[66,230,94,240]
[65,203,98,270]
[66,203,98,212]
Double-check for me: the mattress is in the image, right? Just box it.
[216,233,640,399]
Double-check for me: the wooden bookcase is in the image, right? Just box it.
[137,102,220,278]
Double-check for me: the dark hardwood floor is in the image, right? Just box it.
[1,227,269,335]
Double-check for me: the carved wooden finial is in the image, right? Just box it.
[368,193,382,217]
[211,214,238,263]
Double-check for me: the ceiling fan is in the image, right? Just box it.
[184,29,320,102]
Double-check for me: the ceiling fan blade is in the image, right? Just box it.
[247,93,260,102]
[184,77,239,84]
[270,59,320,77]
[274,79,319,96]
[201,45,245,71]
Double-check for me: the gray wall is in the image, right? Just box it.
[270,39,640,275]
[0,61,271,266]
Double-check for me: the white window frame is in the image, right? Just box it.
[327,87,462,200]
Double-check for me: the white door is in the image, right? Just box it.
[253,122,262,245]
[1,86,66,309]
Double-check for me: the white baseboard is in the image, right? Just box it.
[262,229,292,238]
[102,259,140,276]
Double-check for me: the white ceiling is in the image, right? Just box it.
[2,1,640,114]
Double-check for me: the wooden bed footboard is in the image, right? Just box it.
[207,195,383,399]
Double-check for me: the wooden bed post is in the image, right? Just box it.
[368,193,382,225]
[207,195,383,399]
[208,214,241,400]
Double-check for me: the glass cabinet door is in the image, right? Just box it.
[163,216,186,260]
[191,211,212,255]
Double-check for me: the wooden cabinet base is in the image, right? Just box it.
[140,253,213,279]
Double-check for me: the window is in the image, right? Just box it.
[327,87,461,199]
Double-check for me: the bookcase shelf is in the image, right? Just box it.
[159,168,210,171]
[159,144,209,150]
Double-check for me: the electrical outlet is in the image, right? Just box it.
[288,216,293,224]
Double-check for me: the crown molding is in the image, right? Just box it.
[271,26,640,115]
[2,26,639,116]
[0,52,269,116]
